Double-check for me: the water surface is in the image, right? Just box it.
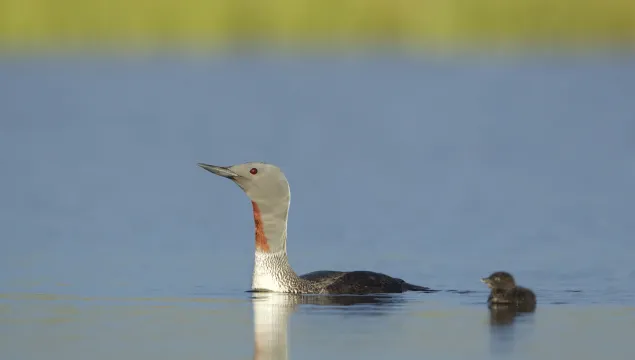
[1,52,634,359]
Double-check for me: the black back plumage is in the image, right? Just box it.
[299,270,435,295]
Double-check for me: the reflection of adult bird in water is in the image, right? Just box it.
[252,293,295,360]
[251,293,405,360]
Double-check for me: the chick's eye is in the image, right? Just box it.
[249,168,258,175]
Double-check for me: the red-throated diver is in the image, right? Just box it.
[198,161,434,294]
[481,271,537,311]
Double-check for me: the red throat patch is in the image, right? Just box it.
[251,202,270,252]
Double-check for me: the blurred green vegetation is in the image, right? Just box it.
[0,0,634,51]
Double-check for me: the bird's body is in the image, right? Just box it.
[199,161,434,295]
[481,271,536,312]
[303,270,432,294]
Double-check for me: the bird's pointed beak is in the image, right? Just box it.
[198,163,238,179]
[481,278,493,288]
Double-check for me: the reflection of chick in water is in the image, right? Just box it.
[251,292,404,360]
[481,271,536,311]
[487,304,520,326]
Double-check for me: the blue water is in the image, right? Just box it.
[1,52,635,359]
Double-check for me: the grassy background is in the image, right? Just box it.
[0,0,634,51]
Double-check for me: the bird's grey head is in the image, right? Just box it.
[197,162,290,204]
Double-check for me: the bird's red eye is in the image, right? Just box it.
[250,168,258,175]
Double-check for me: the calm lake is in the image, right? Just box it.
[1,51,635,360]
